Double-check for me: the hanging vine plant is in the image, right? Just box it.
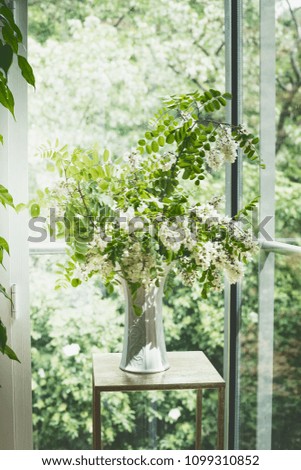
[0,0,35,361]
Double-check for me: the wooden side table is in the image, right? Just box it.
[92,351,225,450]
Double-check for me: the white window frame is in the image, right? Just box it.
[0,0,32,450]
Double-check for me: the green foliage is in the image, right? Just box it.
[27,0,301,451]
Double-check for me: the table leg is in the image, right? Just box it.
[195,389,202,449]
[93,388,101,449]
[217,386,225,450]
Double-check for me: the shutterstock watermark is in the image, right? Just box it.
[27,207,274,244]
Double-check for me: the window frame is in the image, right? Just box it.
[0,0,32,450]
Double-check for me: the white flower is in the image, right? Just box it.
[205,149,224,170]
[73,267,85,281]
[218,126,238,163]
[38,368,46,379]
[158,222,182,252]
[168,408,181,420]
[136,202,148,214]
[249,311,258,324]
[63,343,81,357]
[119,207,135,231]
[160,152,177,171]
[224,260,245,284]
[124,150,141,170]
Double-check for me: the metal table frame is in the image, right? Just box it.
[92,351,225,450]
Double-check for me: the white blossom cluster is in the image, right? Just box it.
[124,150,142,170]
[205,125,238,170]
[120,242,163,290]
[160,152,177,171]
[158,221,183,253]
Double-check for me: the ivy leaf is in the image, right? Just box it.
[17,55,36,87]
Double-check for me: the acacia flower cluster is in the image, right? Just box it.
[34,89,260,306]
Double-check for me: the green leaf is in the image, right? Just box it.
[217,96,227,106]
[209,88,221,97]
[158,135,165,147]
[0,320,8,352]
[151,140,159,152]
[0,134,3,145]
[0,236,9,255]
[103,149,110,162]
[166,134,175,144]
[0,184,14,208]
[106,283,114,295]
[0,283,12,303]
[71,278,81,287]
[145,131,152,140]
[0,74,15,116]
[2,24,18,53]
[182,167,191,180]
[150,267,157,277]
[0,43,13,76]
[17,55,35,87]
[30,203,40,217]
[4,345,20,363]
[133,304,143,317]
[0,4,15,26]
[12,23,23,43]
[138,139,146,146]
[223,92,232,99]
[213,100,221,110]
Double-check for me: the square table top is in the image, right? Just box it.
[92,351,225,392]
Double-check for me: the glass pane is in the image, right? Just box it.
[239,262,259,449]
[272,253,301,449]
[240,252,301,450]
[28,0,226,449]
[275,1,301,243]
[239,0,260,449]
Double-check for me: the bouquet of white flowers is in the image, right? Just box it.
[34,89,260,315]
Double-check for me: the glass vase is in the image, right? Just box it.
[119,275,169,374]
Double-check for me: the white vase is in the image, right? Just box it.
[119,275,170,374]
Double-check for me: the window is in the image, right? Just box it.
[1,0,300,450]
